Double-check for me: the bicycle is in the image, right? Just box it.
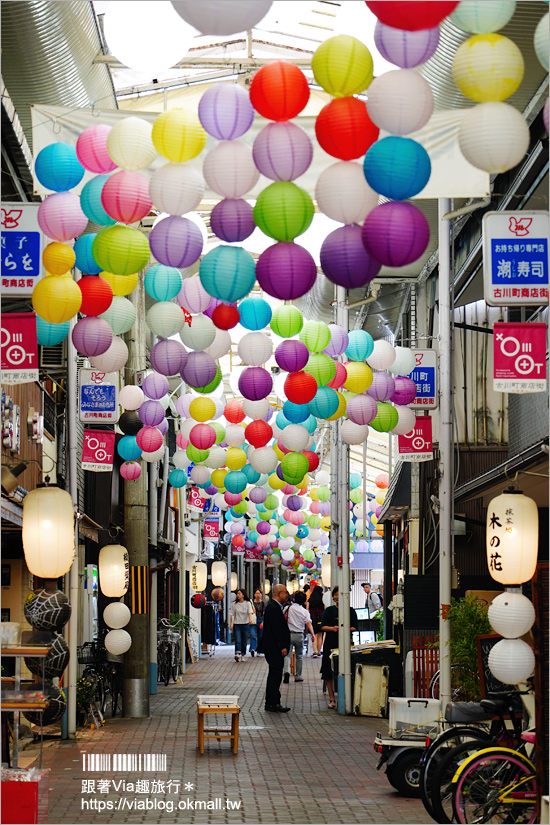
[77,636,124,719]
[157,618,182,686]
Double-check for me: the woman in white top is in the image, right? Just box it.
[230,588,254,662]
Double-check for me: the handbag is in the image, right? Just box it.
[249,603,257,625]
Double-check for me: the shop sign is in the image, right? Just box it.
[188,486,207,512]
[203,500,219,516]
[493,322,547,394]
[398,416,433,462]
[79,370,119,423]
[1,312,39,384]
[245,547,263,561]
[409,349,438,409]
[483,211,549,306]
[1,203,45,296]
[82,430,116,472]
[203,520,220,540]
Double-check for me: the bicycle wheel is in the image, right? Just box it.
[430,739,490,824]
[82,667,106,718]
[452,749,537,825]
[108,663,124,717]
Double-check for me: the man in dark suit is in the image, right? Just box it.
[258,583,291,712]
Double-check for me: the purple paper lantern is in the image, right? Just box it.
[182,351,217,388]
[253,122,313,182]
[390,376,417,406]
[322,324,349,358]
[210,199,255,242]
[257,521,270,535]
[355,539,369,553]
[361,202,430,268]
[175,394,193,417]
[366,372,396,402]
[374,21,440,68]
[319,501,331,516]
[346,394,378,426]
[139,399,165,427]
[150,339,188,376]
[142,372,169,400]
[256,242,316,300]
[177,274,212,315]
[149,216,204,268]
[250,486,267,504]
[198,83,255,140]
[320,224,381,289]
[287,494,302,511]
[238,367,273,401]
[274,340,310,373]
[157,418,169,437]
[71,316,112,357]
[276,464,285,481]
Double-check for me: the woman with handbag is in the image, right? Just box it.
[249,588,265,657]
[230,588,254,662]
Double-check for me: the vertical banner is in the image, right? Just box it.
[409,350,438,409]
[1,203,46,296]
[493,322,547,394]
[188,486,207,512]
[203,520,220,540]
[81,430,116,472]
[398,416,433,462]
[130,566,150,614]
[1,312,39,384]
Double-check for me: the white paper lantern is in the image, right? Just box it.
[315,470,331,487]
[238,332,273,367]
[280,424,309,453]
[180,418,196,439]
[315,161,379,225]
[486,491,538,585]
[178,273,212,314]
[103,602,131,629]
[205,329,232,360]
[321,555,331,588]
[450,1,516,34]
[22,487,75,578]
[107,116,156,171]
[149,163,205,216]
[119,385,145,411]
[392,405,416,436]
[211,561,227,587]
[190,465,210,484]
[180,313,216,351]
[141,446,165,463]
[90,336,128,372]
[250,446,278,474]
[215,493,227,510]
[488,638,535,685]
[370,539,384,553]
[173,449,192,470]
[191,561,208,592]
[366,340,396,371]
[105,629,132,655]
[458,102,530,174]
[366,70,434,136]
[308,528,321,542]
[99,544,129,597]
[534,13,549,71]
[242,398,270,420]
[147,301,185,337]
[389,347,416,377]
[205,446,227,469]
[488,592,535,639]
[341,420,369,445]
[171,0,272,35]
[285,523,298,538]
[225,424,246,447]
[203,141,259,198]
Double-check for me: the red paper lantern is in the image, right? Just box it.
[315,98,379,161]
[136,426,163,452]
[284,371,318,404]
[327,361,347,389]
[212,303,240,330]
[249,61,310,122]
[303,450,319,473]
[191,593,207,609]
[277,440,291,455]
[232,534,245,547]
[78,275,114,316]
[189,423,217,450]
[365,1,459,31]
[245,420,273,448]
[225,399,245,423]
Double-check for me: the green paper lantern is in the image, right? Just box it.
[258,509,273,521]
[186,444,210,463]
[92,225,150,276]
[100,296,136,335]
[312,35,374,98]
[249,518,258,530]
[270,304,304,338]
[369,402,399,432]
[317,485,331,502]
[253,182,314,242]
[304,353,337,386]
[281,451,309,482]
[308,514,321,528]
[211,421,225,444]
[264,494,279,511]
[194,365,223,394]
[350,488,363,504]
[300,321,332,353]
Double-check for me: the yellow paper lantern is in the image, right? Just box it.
[452,33,524,103]
[320,515,331,531]
[101,271,139,296]
[22,486,75,578]
[268,472,285,490]
[375,490,386,505]
[107,116,156,171]
[225,447,247,471]
[189,397,216,422]
[273,442,285,460]
[98,544,129,597]
[296,475,309,491]
[42,242,75,275]
[211,468,227,489]
[344,362,373,394]
[325,390,347,421]
[309,487,319,501]
[32,273,82,324]
[152,108,207,163]
[312,35,374,98]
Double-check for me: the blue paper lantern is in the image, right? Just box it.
[36,316,70,346]
[144,264,183,302]
[248,530,259,543]
[34,142,85,192]
[199,246,256,303]
[303,414,318,434]
[80,175,117,227]
[117,435,142,461]
[242,463,261,484]
[363,136,431,201]
[350,473,362,489]
[74,233,101,275]
[224,470,248,494]
[308,386,339,419]
[345,330,374,362]
[238,296,272,331]
[276,411,292,431]
[283,400,310,424]
[297,525,309,539]
[169,469,188,488]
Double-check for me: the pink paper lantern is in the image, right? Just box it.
[189,423,217,450]
[136,426,163,453]
[142,372,169,400]
[120,461,142,480]
[327,361,347,389]
[37,192,88,242]
[76,124,117,173]
[225,492,243,507]
[177,274,212,314]
[101,170,152,224]
[71,316,113,357]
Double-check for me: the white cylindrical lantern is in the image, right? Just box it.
[231,571,238,592]
[263,578,271,595]
[486,491,538,585]
[98,545,130,597]
[191,561,208,592]
[321,554,331,588]
[211,561,227,587]
[488,591,535,639]
[22,486,75,578]
[105,628,132,655]
[488,638,535,685]
[103,602,131,629]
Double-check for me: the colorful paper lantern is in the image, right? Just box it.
[120,461,142,481]
[189,423,216,451]
[315,161,378,225]
[36,316,70,347]
[534,13,549,71]
[308,386,339,420]
[344,361,373,394]
[364,137,431,201]
[171,0,272,36]
[373,21,440,68]
[346,393,378,426]
[450,1,516,34]
[138,400,165,427]
[256,241,316,300]
[37,192,88,242]
[270,304,303,338]
[199,246,256,303]
[320,224,381,290]
[390,376,417,406]
[312,35,373,98]
[225,399,245,424]
[180,313,216,351]
[315,98,379,161]
[119,385,144,411]
[210,199,255,242]
[32,274,82,324]
[149,215,204,268]
[249,60,310,121]
[73,234,101,276]
[253,182,314,242]
[152,108,207,162]
[211,303,241,330]
[76,124,117,173]
[203,140,259,199]
[100,295,136,335]
[107,116,156,171]
[345,330,374,362]
[142,372,169,401]
[365,2,459,31]
[364,372,394,403]
[273,340,309,374]
[281,452,309,483]
[253,121,313,181]
[238,297,272,331]
[147,302,185,338]
[362,201,430,268]
[177,274,211,315]
[366,70,434,136]
[78,275,113,316]
[80,175,117,227]
[42,242,75,276]
[92,225,150,276]
[284,371,318,405]
[99,170,152,225]
[90,336,129,372]
[458,102,530,174]
[149,162,205,217]
[150,339,188,376]
[391,405,416,436]
[136,426,163,453]
[34,142,84,192]
[282,401,309,424]
[72,316,113,357]
[299,321,331,354]
[367,340,396,371]
[304,354,336,387]
[198,82,254,139]
[238,367,273,401]
[118,435,142,462]
[341,419,369,445]
[369,402,399,432]
[452,34,524,103]
[144,264,182,302]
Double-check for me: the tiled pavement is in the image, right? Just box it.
[24,646,430,825]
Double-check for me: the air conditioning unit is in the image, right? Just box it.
[39,341,66,372]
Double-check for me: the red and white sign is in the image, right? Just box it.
[493,322,547,394]
[203,520,219,540]
[188,486,207,512]
[245,547,264,561]
[82,429,116,472]
[1,312,39,384]
[398,416,433,462]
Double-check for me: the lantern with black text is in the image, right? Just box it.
[98,544,130,597]
[190,561,208,592]
[486,489,538,585]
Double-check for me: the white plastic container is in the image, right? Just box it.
[0,622,20,646]
[388,697,441,738]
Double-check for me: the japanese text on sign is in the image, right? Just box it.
[409,350,437,409]
[79,370,119,423]
[398,416,433,462]
[493,322,547,394]
[1,204,46,296]
[1,313,39,385]
[82,430,116,472]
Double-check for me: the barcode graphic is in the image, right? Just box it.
[83,754,167,772]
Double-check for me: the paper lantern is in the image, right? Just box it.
[90,336,128,372]
[32,274,81,324]
[101,170,152,224]
[308,386,339,420]
[176,274,210,315]
[42,242,75,276]
[37,192,88,242]
[250,446,278,475]
[270,305,304,338]
[315,161,378,225]
[150,338,188,376]
[365,2,459,31]
[136,426,163,453]
[76,124,117,173]
[149,215,204,269]
[364,137,431,201]
[488,638,535,685]
[107,116,156,171]
[72,316,113,357]
[189,423,216,451]
[210,561,227,589]
[203,141,259,199]
[373,21,440,68]
[320,224,381,290]
[249,61,309,121]
[73,235,102,276]
[98,544,129,597]
[367,71,434,136]
[199,246,256,303]
[458,102,530,174]
[452,34,524,103]
[486,491,538,585]
[344,361,373,394]
[198,83,254,139]
[315,98,380,161]
[254,182,314,242]
[375,473,389,489]
[226,448,247,471]
[345,330,374,363]
[534,13,549,71]
[171,0,272,35]
[119,385,144,410]
[346,393,377,426]
[224,471,248,495]
[284,371,318,405]
[341,420,368,445]
[238,332,272,367]
[321,325,348,360]
[253,122,313,181]
[280,424,309,453]
[283,401,309,424]
[304,354,336,387]
[78,274,113,316]
[152,108,206,163]
[369,402,399,433]
[189,396,215,422]
[80,174,117,227]
[180,313,216,351]
[99,295,135,335]
[183,351,218,388]
[488,592,535,639]
[35,142,85,193]
[366,372,395,403]
[146,302,184,338]
[256,241,316,300]
[225,425,245,450]
[234,298,269,333]
[120,461,142,481]
[391,405,416,436]
[149,163,204,217]
[390,347,416,377]
[141,446,165,463]
[281,452,309,483]
[244,420,272,448]
[324,390,346,421]
[93,225,150,276]
[312,35,373,98]
[138,399,165,428]
[143,264,181,303]
[299,321,331,354]
[362,201,430,268]
[22,486,74,578]
[117,435,142,461]
[450,1,516,34]
[238,367,273,401]
[104,629,132,655]
[36,316,70,347]
[391,376,417,406]
[210,199,255,242]
[225,399,245,424]
[104,602,131,629]
[243,399,270,420]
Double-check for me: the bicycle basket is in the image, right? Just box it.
[77,641,107,665]
[157,629,181,643]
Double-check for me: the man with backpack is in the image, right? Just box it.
[362,582,381,617]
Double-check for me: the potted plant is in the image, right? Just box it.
[76,676,95,726]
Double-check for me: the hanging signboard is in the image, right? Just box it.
[188,486,207,512]
[203,500,220,516]
[79,370,119,423]
[82,430,116,472]
[1,203,46,296]
[398,416,433,462]
[245,547,264,561]
[493,322,547,394]
[409,350,438,409]
[203,520,220,540]
[1,312,39,384]
[483,211,549,306]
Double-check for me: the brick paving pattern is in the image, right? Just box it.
[26,647,430,824]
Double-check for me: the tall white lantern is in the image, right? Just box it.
[321,554,331,588]
[230,571,239,592]
[263,578,271,595]
[99,545,130,597]
[211,561,227,587]
[22,486,75,578]
[191,561,208,592]
[486,490,538,585]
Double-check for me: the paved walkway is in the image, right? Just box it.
[24,646,429,824]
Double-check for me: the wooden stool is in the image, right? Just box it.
[197,695,240,755]
[290,650,296,675]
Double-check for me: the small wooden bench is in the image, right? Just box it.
[197,695,240,755]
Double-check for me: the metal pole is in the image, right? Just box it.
[66,319,78,738]
[438,198,453,711]
[149,461,158,695]
[177,488,187,674]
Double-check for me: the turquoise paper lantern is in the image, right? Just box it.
[199,246,256,303]
[117,435,142,461]
[308,386,339,419]
[144,264,183,301]
[36,316,70,347]
[242,463,261,484]
[238,296,272,330]
[224,470,248,494]
[303,414,318,434]
[364,136,431,201]
[80,175,117,226]
[169,469,188,488]
[34,142,85,192]
[345,330,374,362]
[74,233,101,275]
[350,473,362,489]
[276,411,292,430]
[283,401,310,424]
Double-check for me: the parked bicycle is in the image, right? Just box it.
[157,618,183,686]
[77,634,124,720]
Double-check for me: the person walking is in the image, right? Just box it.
[249,587,265,657]
[258,583,291,712]
[362,582,381,616]
[283,591,315,684]
[320,586,359,709]
[230,588,254,662]
[308,585,325,658]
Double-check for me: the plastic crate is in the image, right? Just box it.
[388,697,441,739]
